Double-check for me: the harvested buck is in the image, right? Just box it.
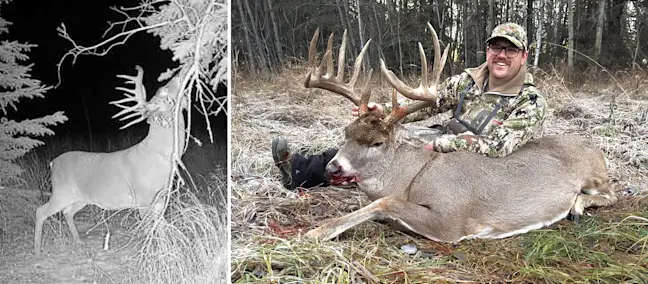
[302,24,618,242]
[34,66,186,255]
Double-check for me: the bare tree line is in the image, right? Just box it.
[233,0,648,77]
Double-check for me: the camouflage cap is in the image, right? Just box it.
[486,23,527,50]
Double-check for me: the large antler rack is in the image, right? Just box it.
[303,28,374,114]
[380,22,450,125]
[110,65,149,130]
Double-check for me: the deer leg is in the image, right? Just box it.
[569,190,618,222]
[305,195,452,242]
[34,202,52,255]
[34,198,75,255]
[63,202,88,244]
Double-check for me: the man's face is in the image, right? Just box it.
[486,38,528,81]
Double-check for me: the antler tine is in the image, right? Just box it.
[110,66,149,128]
[118,116,147,130]
[358,68,373,114]
[427,22,450,94]
[418,42,429,96]
[116,111,142,122]
[325,33,334,78]
[384,89,406,125]
[335,30,348,82]
[306,28,320,68]
[349,39,371,88]
[303,28,373,107]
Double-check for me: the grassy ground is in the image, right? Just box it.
[0,122,228,284]
[230,66,648,283]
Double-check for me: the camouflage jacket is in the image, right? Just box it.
[384,63,547,158]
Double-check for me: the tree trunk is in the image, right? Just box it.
[554,0,562,65]
[451,2,460,73]
[463,1,469,68]
[546,0,554,60]
[527,0,534,40]
[342,0,360,58]
[397,0,403,75]
[243,0,269,74]
[567,0,574,69]
[356,0,370,70]
[633,25,642,69]
[453,2,461,70]
[487,0,494,36]
[267,0,283,64]
[235,0,256,74]
[370,0,385,62]
[435,0,445,43]
[533,0,544,68]
[594,0,606,61]
[386,0,397,65]
[474,0,484,64]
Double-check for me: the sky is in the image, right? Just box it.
[3,0,227,141]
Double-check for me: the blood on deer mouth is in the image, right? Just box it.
[329,174,361,186]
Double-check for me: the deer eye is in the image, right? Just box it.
[371,141,383,147]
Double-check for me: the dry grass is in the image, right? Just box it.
[131,179,228,283]
[231,66,648,283]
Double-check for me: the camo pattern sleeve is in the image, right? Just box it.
[382,73,469,124]
[431,86,547,158]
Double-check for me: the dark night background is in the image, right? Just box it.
[3,0,228,152]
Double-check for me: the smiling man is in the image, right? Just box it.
[411,22,548,158]
[272,22,548,190]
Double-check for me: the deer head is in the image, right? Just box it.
[304,23,449,185]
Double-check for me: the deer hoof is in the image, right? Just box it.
[566,212,581,223]
[305,227,332,240]
[304,228,320,239]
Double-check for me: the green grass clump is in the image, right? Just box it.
[519,214,648,283]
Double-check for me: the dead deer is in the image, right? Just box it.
[301,24,618,243]
[34,66,186,255]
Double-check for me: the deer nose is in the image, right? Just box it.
[325,160,342,178]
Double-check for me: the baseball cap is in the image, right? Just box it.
[486,23,527,50]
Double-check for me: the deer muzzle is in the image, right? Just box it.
[325,158,360,185]
[325,160,342,179]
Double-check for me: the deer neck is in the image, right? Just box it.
[137,111,186,157]
[392,125,436,184]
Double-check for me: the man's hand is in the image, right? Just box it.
[424,135,478,152]
[351,102,384,116]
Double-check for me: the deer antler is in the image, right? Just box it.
[381,22,450,125]
[110,66,149,129]
[303,28,373,114]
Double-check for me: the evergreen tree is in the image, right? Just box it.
[0,1,67,186]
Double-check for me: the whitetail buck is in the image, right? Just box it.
[34,66,186,255]
[301,24,618,242]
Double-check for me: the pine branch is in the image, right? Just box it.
[0,7,68,185]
